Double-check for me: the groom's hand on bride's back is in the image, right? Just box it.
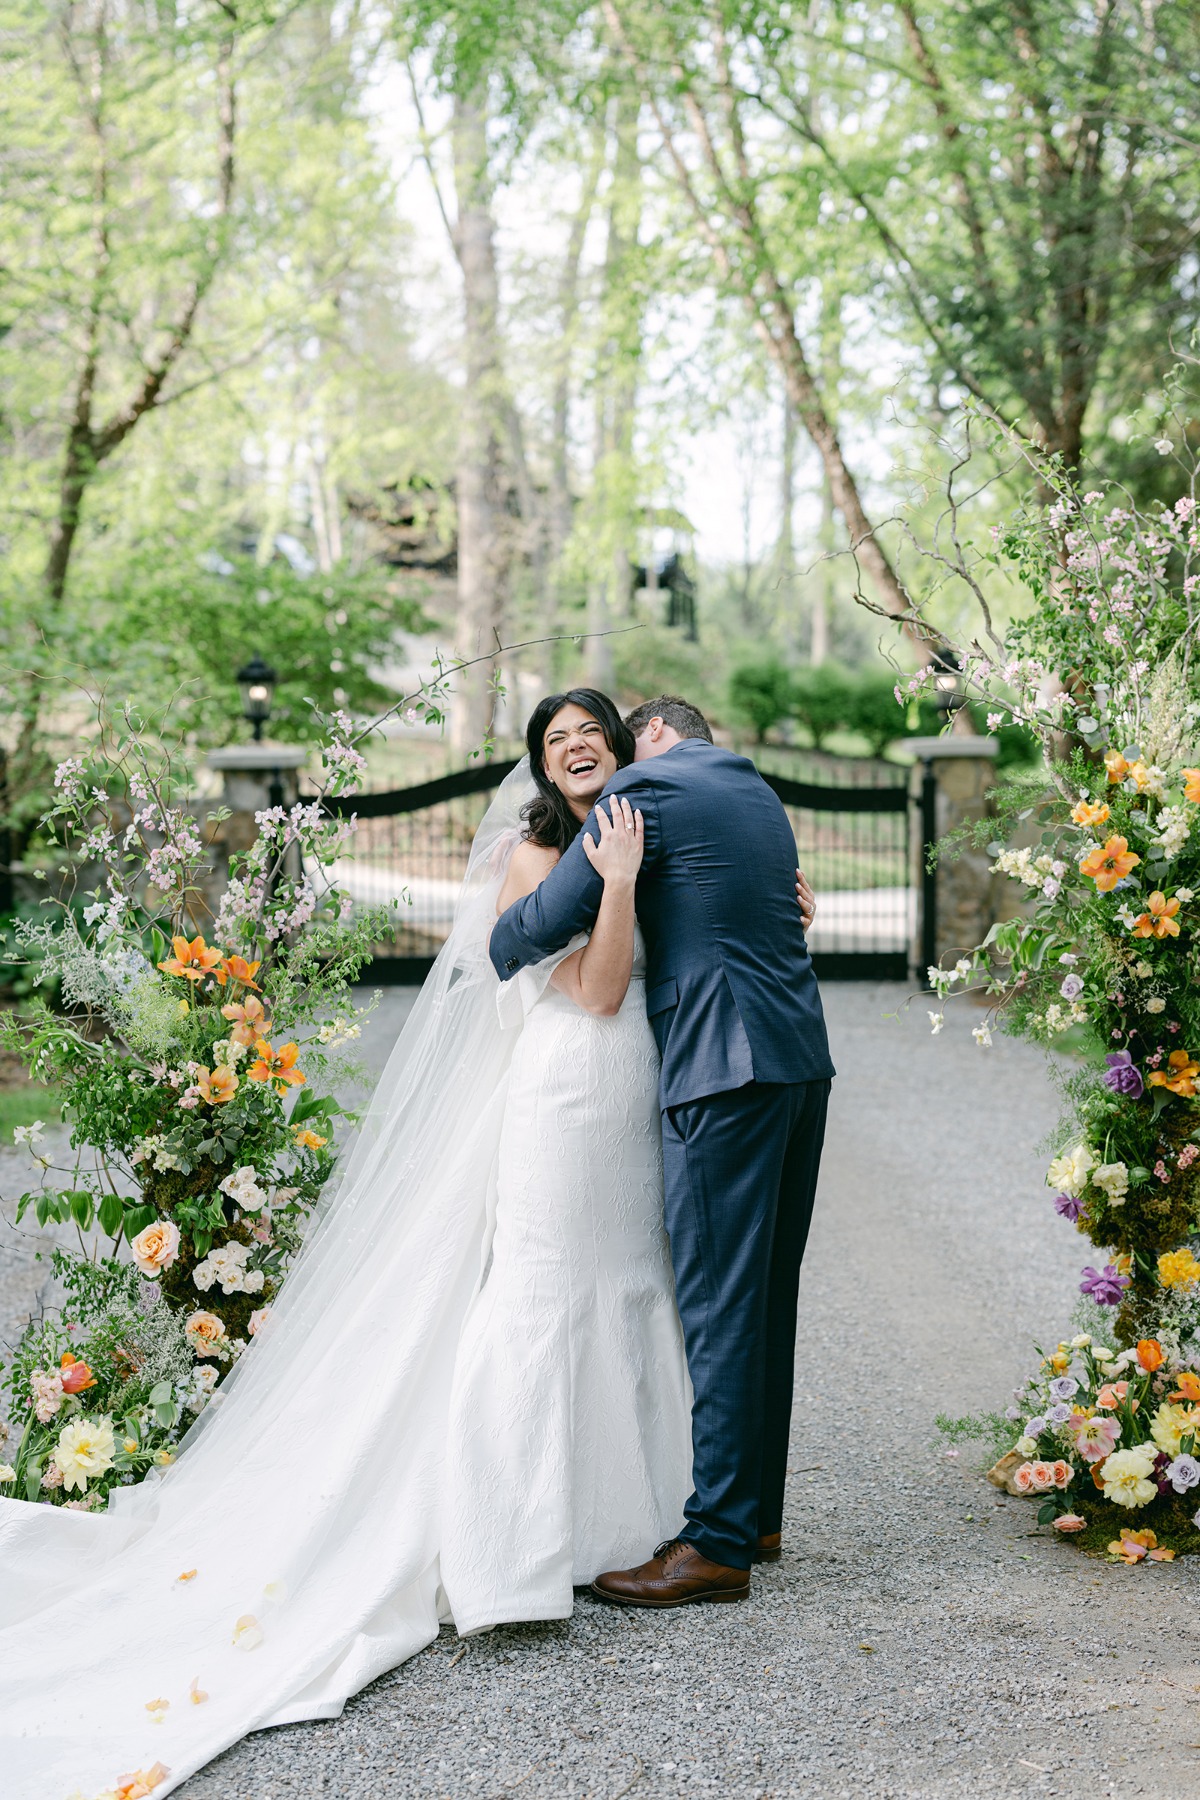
[795,868,816,934]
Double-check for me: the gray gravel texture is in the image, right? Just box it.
[6,982,1200,1799]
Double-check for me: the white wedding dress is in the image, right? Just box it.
[0,763,690,1800]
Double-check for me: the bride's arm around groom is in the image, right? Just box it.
[491,696,836,1607]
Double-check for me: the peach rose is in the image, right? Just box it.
[1096,1382,1129,1410]
[1051,1460,1073,1489]
[131,1219,181,1278]
[184,1311,228,1358]
[1053,1513,1087,1532]
[248,1307,271,1337]
[1013,1463,1036,1493]
[1029,1461,1056,1490]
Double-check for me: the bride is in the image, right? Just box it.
[0,688,691,1799]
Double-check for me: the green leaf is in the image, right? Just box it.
[148,1380,173,1406]
[123,1203,157,1238]
[1036,1500,1058,1525]
[68,1189,93,1229]
[24,1463,43,1502]
[98,1191,124,1237]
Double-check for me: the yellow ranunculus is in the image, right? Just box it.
[1160,1248,1200,1290]
[54,1415,116,1493]
[1150,1401,1200,1458]
[1100,1446,1158,1508]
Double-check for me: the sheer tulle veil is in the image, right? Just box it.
[0,759,540,1798]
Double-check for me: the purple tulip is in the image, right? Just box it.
[1079,1263,1132,1306]
[1103,1050,1144,1099]
[1054,1192,1084,1221]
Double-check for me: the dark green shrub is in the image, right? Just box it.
[845,671,909,756]
[790,665,853,750]
[727,659,794,743]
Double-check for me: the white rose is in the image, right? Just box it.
[1093,1162,1130,1205]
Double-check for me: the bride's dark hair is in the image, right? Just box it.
[522,688,635,853]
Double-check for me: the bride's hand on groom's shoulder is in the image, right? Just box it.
[796,867,816,932]
[583,796,644,884]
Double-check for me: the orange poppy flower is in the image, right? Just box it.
[1148,1050,1200,1099]
[1071,799,1111,827]
[215,954,261,991]
[1090,1459,1110,1490]
[1104,750,1131,784]
[157,935,222,983]
[195,1065,239,1105]
[1183,769,1200,804]
[1132,892,1181,939]
[221,994,269,1046]
[1078,835,1140,892]
[1170,1371,1200,1403]
[248,1039,307,1094]
[1136,1339,1166,1373]
[59,1351,97,1393]
[292,1126,328,1151]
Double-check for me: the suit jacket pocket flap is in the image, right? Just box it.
[645,977,679,1017]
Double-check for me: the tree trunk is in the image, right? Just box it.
[451,91,507,757]
[813,470,833,667]
[587,91,642,691]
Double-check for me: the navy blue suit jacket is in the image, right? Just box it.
[489,739,835,1107]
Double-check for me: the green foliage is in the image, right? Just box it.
[72,550,429,749]
[789,665,854,751]
[727,659,793,743]
[844,671,907,757]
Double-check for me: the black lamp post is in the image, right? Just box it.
[931,645,965,718]
[236,654,277,742]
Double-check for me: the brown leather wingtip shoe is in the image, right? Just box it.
[752,1532,782,1564]
[591,1539,750,1609]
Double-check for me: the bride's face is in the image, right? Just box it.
[542,703,618,819]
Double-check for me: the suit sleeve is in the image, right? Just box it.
[489,774,660,980]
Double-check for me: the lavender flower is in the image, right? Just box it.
[1048,1404,1073,1426]
[1167,1455,1200,1494]
[1103,1050,1144,1098]
[1054,1192,1085,1222]
[1060,973,1084,1000]
[1079,1264,1132,1306]
[1025,1415,1049,1438]
[1048,1376,1079,1402]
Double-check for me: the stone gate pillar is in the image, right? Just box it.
[198,744,309,914]
[906,737,1000,976]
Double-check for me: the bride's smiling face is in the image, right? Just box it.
[541,703,618,819]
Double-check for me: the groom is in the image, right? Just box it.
[490,694,834,1606]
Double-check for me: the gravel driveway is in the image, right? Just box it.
[5,983,1200,1798]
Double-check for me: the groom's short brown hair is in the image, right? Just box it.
[624,695,713,743]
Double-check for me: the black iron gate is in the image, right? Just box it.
[325,758,917,984]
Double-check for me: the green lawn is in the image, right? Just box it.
[0,1086,64,1138]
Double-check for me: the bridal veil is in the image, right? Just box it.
[0,761,541,1797]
